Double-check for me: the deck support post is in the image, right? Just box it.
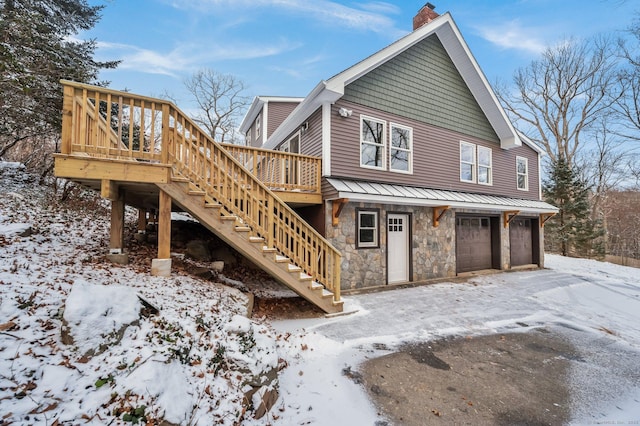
[133,209,148,242]
[106,194,129,265]
[152,190,172,277]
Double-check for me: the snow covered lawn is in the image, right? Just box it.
[2,161,639,425]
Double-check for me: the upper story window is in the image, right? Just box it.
[390,123,412,173]
[360,116,385,169]
[460,141,492,185]
[256,114,261,139]
[477,146,492,185]
[460,141,476,182]
[356,209,379,248]
[516,156,529,191]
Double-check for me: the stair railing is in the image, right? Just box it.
[60,80,341,303]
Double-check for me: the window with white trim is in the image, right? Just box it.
[390,123,412,173]
[477,146,492,185]
[460,141,476,182]
[516,156,529,190]
[256,114,261,139]
[360,116,385,169]
[357,209,379,248]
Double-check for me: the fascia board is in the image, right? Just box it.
[433,16,521,150]
[239,96,265,134]
[264,82,341,150]
[517,131,547,156]
[239,96,303,134]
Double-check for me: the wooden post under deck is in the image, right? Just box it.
[110,198,125,253]
[106,194,129,265]
[151,190,172,276]
[137,209,147,233]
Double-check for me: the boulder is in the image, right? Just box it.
[185,240,211,261]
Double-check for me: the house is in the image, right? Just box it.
[53,4,557,314]
[239,4,558,290]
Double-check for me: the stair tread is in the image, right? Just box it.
[249,236,265,243]
[275,255,289,263]
[299,273,313,281]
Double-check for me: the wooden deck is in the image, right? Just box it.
[54,81,342,313]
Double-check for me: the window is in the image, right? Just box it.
[357,209,379,248]
[516,156,529,190]
[477,146,492,185]
[460,142,492,185]
[256,114,261,139]
[460,141,476,182]
[390,123,412,173]
[360,116,385,169]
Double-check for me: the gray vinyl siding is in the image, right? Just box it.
[274,106,323,157]
[267,102,299,138]
[342,34,499,143]
[330,100,540,201]
[300,107,323,157]
[247,111,263,147]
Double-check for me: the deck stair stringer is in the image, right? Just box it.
[156,180,343,313]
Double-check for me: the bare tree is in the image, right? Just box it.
[497,36,622,168]
[184,69,250,144]
[615,16,640,141]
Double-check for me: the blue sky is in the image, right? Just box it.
[84,0,638,111]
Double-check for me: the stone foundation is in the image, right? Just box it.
[325,202,545,290]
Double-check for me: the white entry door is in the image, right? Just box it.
[387,213,409,283]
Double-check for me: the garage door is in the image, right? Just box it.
[456,216,492,273]
[510,218,533,266]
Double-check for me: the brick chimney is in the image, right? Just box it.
[413,2,439,30]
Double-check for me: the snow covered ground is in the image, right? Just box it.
[1,161,639,425]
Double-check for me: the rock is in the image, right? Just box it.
[193,267,213,279]
[244,292,254,318]
[185,239,211,261]
[251,386,279,419]
[19,226,33,237]
[211,261,224,272]
[133,232,147,242]
[211,247,237,266]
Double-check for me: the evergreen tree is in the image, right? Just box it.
[544,158,605,257]
[0,0,118,169]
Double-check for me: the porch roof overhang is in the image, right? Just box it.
[326,178,559,214]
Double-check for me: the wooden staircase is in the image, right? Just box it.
[55,81,343,313]
[157,177,341,313]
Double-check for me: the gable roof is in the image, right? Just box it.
[264,12,521,151]
[239,96,303,134]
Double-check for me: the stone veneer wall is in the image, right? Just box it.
[324,201,457,290]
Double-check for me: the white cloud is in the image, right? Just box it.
[475,19,546,54]
[355,1,401,15]
[95,39,301,77]
[165,0,402,35]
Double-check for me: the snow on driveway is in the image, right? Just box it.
[273,255,640,425]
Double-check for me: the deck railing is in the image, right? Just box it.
[60,80,340,302]
[220,143,321,194]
